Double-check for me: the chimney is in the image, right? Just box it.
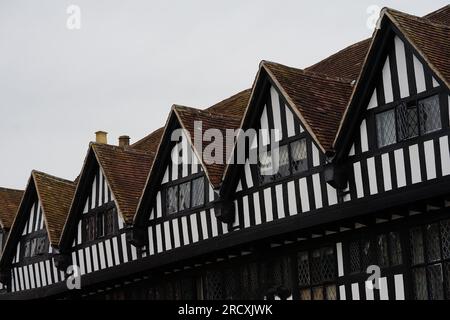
[119,135,130,147]
[95,131,108,144]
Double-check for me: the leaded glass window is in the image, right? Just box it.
[179,182,191,211]
[191,177,204,208]
[273,145,290,179]
[427,264,444,300]
[376,109,396,147]
[376,234,389,267]
[291,139,308,173]
[349,240,361,273]
[419,95,441,134]
[297,251,310,286]
[410,227,425,265]
[166,185,179,214]
[389,232,403,266]
[413,267,428,300]
[426,223,441,263]
[440,219,450,259]
[258,138,309,185]
[397,103,419,141]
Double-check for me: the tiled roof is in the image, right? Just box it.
[262,61,354,152]
[131,127,164,153]
[174,105,243,188]
[206,89,252,117]
[306,38,371,80]
[386,8,450,89]
[32,171,76,246]
[0,188,24,230]
[424,4,450,25]
[92,143,155,224]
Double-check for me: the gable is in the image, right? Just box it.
[348,34,446,157]
[150,128,217,221]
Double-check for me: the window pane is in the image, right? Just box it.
[426,223,441,263]
[410,227,424,265]
[179,182,191,211]
[413,267,428,300]
[191,178,204,207]
[349,241,361,273]
[376,234,389,267]
[440,219,450,259]
[290,139,308,173]
[389,232,403,266]
[297,251,310,286]
[24,240,30,258]
[326,285,337,300]
[322,247,336,282]
[361,239,375,270]
[97,212,104,238]
[419,95,441,134]
[444,263,450,299]
[427,264,444,300]
[273,145,290,179]
[376,109,396,147]
[299,289,311,300]
[105,208,116,235]
[258,150,273,184]
[311,249,322,284]
[312,286,324,300]
[397,103,419,141]
[166,185,178,214]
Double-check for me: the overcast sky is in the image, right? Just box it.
[0,0,447,189]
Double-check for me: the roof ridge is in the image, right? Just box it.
[206,88,252,110]
[0,187,23,193]
[174,104,242,121]
[385,7,450,29]
[92,142,154,156]
[32,170,75,186]
[262,60,355,84]
[423,4,450,19]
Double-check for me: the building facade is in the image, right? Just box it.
[0,5,449,300]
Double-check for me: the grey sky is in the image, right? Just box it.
[0,0,447,189]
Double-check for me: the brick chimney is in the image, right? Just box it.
[119,135,130,147]
[95,131,108,144]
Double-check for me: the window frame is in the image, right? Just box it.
[81,201,118,244]
[374,92,443,149]
[163,173,207,216]
[257,137,310,186]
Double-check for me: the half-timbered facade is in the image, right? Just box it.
[0,5,449,300]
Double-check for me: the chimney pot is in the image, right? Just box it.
[119,135,130,147]
[95,131,108,144]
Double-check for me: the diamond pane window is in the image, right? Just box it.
[376,234,389,267]
[376,109,396,147]
[389,232,403,266]
[311,249,322,284]
[258,150,273,184]
[291,139,308,173]
[427,264,444,300]
[191,177,204,208]
[349,241,361,273]
[273,145,290,179]
[361,239,375,269]
[426,223,441,263]
[444,263,450,299]
[166,185,179,214]
[397,103,419,141]
[410,227,425,265]
[419,95,441,134]
[326,285,337,300]
[179,181,191,211]
[413,267,428,300]
[440,219,450,259]
[300,289,311,300]
[312,286,324,300]
[297,251,310,286]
